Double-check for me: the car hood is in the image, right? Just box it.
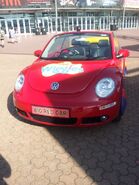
[28,60,112,94]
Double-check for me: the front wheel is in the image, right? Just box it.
[113,111,122,122]
[113,94,127,123]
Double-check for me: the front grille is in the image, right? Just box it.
[82,116,104,124]
[30,114,77,125]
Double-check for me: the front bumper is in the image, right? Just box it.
[13,92,121,127]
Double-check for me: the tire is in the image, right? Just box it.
[113,111,122,122]
[113,94,127,123]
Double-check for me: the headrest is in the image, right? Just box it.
[72,39,79,45]
[98,40,109,47]
[72,39,90,46]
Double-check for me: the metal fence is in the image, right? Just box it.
[34,15,139,33]
[0,15,139,35]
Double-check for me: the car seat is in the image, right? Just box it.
[98,40,112,58]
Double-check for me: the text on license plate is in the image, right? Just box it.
[32,106,69,118]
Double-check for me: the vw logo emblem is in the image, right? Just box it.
[51,82,59,90]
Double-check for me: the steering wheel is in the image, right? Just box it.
[59,47,80,58]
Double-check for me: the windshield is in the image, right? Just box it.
[41,33,112,60]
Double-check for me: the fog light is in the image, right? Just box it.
[100,115,108,121]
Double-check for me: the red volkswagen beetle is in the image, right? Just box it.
[13,31,129,127]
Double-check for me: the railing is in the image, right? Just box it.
[0,15,139,36]
[44,16,139,33]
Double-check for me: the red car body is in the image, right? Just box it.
[13,31,129,127]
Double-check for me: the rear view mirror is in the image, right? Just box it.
[116,49,129,59]
[34,50,42,57]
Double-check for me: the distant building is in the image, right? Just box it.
[0,0,139,35]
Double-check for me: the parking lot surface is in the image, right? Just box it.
[0,29,139,185]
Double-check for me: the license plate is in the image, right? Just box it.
[32,106,69,118]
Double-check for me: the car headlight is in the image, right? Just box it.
[15,74,25,92]
[95,78,115,98]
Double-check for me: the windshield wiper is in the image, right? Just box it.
[87,56,111,60]
[40,57,59,60]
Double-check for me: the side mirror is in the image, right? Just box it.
[116,49,129,59]
[34,50,42,57]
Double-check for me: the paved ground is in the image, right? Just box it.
[0,29,139,185]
